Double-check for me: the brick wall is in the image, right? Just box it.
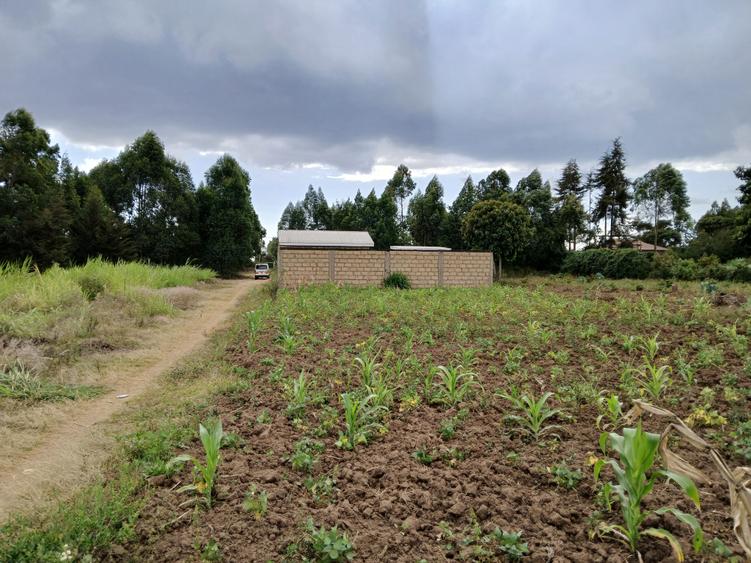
[279,248,493,289]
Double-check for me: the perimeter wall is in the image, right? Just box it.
[278,248,493,289]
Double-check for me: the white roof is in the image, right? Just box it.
[278,230,374,248]
[390,245,452,251]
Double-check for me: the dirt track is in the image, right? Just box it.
[0,276,263,523]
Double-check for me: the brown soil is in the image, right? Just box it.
[122,285,750,562]
[0,276,264,523]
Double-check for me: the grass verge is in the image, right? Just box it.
[0,284,265,562]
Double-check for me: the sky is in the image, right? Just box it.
[2,0,750,243]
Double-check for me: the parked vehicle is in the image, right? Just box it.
[254,263,270,279]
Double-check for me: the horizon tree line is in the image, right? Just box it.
[0,108,265,276]
[278,138,750,273]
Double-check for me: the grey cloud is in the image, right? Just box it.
[1,0,750,173]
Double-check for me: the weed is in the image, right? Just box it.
[256,409,272,425]
[439,408,469,440]
[200,539,221,562]
[730,420,751,463]
[290,438,324,473]
[413,448,435,465]
[503,346,525,373]
[242,484,268,520]
[304,474,337,504]
[168,418,225,507]
[304,518,355,562]
[549,463,583,489]
[0,362,102,402]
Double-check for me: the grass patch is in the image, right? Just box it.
[0,467,143,563]
[0,285,266,560]
[0,363,103,402]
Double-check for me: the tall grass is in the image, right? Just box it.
[0,258,214,341]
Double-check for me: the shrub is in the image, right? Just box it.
[562,249,651,279]
[383,272,411,289]
[77,275,105,301]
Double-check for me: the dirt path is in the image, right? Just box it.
[0,276,263,523]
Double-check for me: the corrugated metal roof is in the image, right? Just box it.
[278,230,374,248]
[390,245,452,251]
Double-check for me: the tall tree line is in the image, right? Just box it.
[0,108,264,276]
[276,138,720,274]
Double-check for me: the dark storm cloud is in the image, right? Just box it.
[1,0,750,172]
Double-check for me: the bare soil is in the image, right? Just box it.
[121,283,750,562]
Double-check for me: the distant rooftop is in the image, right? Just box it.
[390,245,452,251]
[278,229,374,248]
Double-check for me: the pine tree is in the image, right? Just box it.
[593,138,631,242]
[556,159,583,199]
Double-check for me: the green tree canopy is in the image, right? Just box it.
[0,108,71,267]
[633,163,691,247]
[197,154,265,276]
[477,169,511,201]
[89,131,199,263]
[444,175,478,250]
[462,199,532,277]
[406,175,448,246]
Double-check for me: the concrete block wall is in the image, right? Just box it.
[278,248,493,289]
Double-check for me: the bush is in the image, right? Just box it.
[384,272,411,289]
[78,275,105,301]
[561,249,651,279]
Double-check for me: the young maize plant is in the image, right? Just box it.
[498,389,563,441]
[433,365,478,406]
[244,309,264,352]
[596,394,624,430]
[594,423,703,561]
[335,393,387,450]
[168,418,225,508]
[285,371,310,419]
[623,400,751,559]
[353,352,381,388]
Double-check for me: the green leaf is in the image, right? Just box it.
[656,469,701,508]
[654,507,703,553]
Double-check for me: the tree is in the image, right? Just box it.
[512,170,566,269]
[278,201,308,230]
[386,164,416,225]
[734,165,751,255]
[558,194,588,251]
[196,155,265,277]
[477,169,511,201]
[89,131,200,264]
[632,163,691,248]
[72,185,134,263]
[556,159,584,199]
[266,237,279,262]
[684,199,741,260]
[301,185,332,229]
[462,199,532,278]
[444,176,478,250]
[406,175,448,246]
[593,138,631,241]
[0,108,71,267]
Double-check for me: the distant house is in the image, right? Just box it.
[278,229,374,249]
[630,240,668,253]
